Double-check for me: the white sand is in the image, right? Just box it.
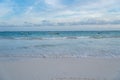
[0,58,120,80]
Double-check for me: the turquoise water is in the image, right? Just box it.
[0,31,120,58]
[0,31,120,40]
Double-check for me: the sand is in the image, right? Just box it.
[0,57,120,80]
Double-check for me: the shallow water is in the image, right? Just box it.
[0,31,120,58]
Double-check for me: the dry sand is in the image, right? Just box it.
[0,57,120,80]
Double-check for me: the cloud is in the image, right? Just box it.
[0,0,120,28]
[44,0,60,7]
[0,1,13,18]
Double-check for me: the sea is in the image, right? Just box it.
[0,31,120,58]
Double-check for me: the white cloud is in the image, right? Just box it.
[44,0,61,8]
[0,0,120,27]
[0,2,13,17]
[0,6,11,17]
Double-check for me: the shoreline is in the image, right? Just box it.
[0,56,120,61]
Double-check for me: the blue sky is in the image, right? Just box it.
[0,0,120,30]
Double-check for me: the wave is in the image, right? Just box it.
[0,36,120,40]
[0,36,88,40]
[90,36,120,39]
[0,53,120,58]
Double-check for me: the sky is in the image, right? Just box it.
[0,0,120,31]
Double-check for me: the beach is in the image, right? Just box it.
[0,57,120,80]
[0,0,120,79]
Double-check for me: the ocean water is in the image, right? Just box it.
[0,31,120,58]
